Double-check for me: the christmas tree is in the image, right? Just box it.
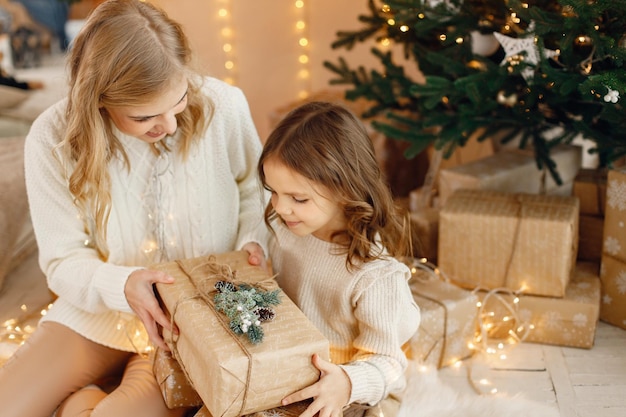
[325,0,626,183]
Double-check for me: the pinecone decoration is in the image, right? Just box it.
[215,280,236,293]
[256,307,275,322]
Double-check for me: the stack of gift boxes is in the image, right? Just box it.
[403,141,612,367]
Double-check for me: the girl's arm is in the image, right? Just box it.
[339,269,420,404]
[282,264,420,416]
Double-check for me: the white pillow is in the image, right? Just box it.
[0,85,29,110]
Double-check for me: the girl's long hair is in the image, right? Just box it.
[258,101,412,270]
[62,0,209,260]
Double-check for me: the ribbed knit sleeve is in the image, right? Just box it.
[24,101,140,315]
[217,83,269,255]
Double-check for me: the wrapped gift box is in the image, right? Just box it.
[153,251,330,417]
[578,214,603,262]
[438,145,582,205]
[406,273,478,368]
[573,168,607,216]
[479,262,601,348]
[439,189,579,297]
[602,168,626,262]
[151,347,202,408]
[194,401,311,417]
[398,195,440,262]
[599,255,626,329]
[409,208,440,262]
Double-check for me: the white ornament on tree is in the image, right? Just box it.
[471,31,501,56]
[423,0,462,18]
[493,23,557,83]
[604,86,620,103]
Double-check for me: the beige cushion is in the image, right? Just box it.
[0,85,29,110]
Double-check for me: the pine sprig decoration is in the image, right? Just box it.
[213,281,281,344]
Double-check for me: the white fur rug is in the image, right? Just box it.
[397,361,560,417]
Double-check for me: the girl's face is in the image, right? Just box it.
[263,157,346,242]
[105,76,189,143]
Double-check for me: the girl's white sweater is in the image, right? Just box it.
[269,222,421,406]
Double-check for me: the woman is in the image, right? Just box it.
[0,1,267,416]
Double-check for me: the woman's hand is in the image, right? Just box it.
[125,269,178,351]
[242,241,268,271]
[281,354,351,417]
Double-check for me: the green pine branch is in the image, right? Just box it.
[325,0,626,179]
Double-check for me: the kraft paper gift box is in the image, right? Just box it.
[578,214,603,262]
[193,401,311,417]
[599,255,626,329]
[478,262,601,349]
[151,347,202,408]
[438,144,582,205]
[602,168,626,262]
[573,168,607,216]
[438,189,579,297]
[406,271,478,368]
[409,208,440,262]
[153,251,330,417]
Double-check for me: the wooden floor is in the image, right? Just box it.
[1,252,625,416]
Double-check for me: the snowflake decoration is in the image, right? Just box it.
[603,293,613,305]
[607,178,626,211]
[604,236,622,256]
[572,313,589,328]
[604,87,620,103]
[541,311,563,330]
[617,271,626,295]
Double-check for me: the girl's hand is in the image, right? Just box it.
[242,241,267,271]
[125,269,178,351]
[281,354,351,417]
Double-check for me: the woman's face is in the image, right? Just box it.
[104,76,189,143]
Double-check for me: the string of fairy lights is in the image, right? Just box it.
[407,257,534,396]
[215,0,311,99]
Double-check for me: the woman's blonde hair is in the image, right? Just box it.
[258,101,412,270]
[62,0,209,260]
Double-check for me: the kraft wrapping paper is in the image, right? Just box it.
[599,255,626,329]
[599,168,626,329]
[151,347,203,408]
[573,168,607,216]
[479,262,601,348]
[153,251,330,417]
[439,189,579,297]
[438,144,582,205]
[194,401,312,417]
[407,274,477,368]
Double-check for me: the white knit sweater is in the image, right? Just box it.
[269,222,421,406]
[24,77,268,351]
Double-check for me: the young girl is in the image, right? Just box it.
[0,1,267,416]
[258,101,421,417]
